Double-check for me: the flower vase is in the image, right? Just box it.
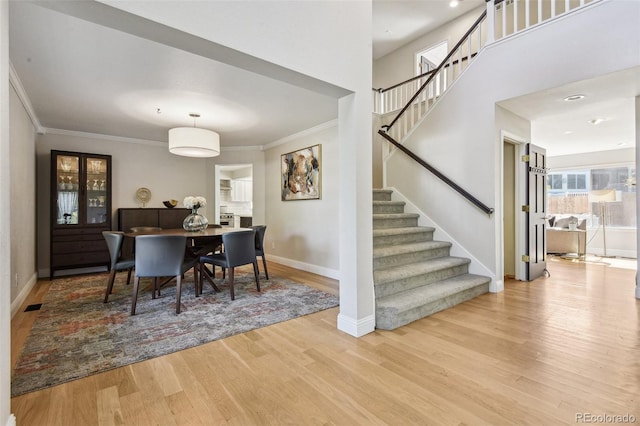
[183,208,208,232]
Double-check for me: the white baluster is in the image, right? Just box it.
[513,0,518,33]
[525,0,530,29]
[538,0,542,25]
[501,0,507,39]
[551,0,556,18]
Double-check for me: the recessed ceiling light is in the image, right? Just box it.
[449,0,459,7]
[563,94,585,101]
[589,118,606,125]
[563,130,574,135]
[617,142,627,146]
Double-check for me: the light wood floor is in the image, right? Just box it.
[11,258,639,425]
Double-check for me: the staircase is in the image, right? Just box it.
[373,189,491,330]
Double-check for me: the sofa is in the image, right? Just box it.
[547,215,587,255]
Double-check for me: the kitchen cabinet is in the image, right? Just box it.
[50,150,112,278]
[231,180,253,202]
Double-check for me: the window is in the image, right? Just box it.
[548,174,563,190]
[567,174,586,190]
[547,166,636,228]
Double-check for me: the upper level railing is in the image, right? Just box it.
[373,0,600,127]
[377,10,487,142]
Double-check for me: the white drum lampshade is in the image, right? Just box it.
[168,127,220,158]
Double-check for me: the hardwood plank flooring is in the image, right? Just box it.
[11,257,639,425]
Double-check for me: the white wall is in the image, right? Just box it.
[265,122,339,278]
[9,84,37,310]
[385,1,640,283]
[0,0,12,422]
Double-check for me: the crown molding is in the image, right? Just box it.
[43,127,167,147]
[42,127,265,152]
[9,62,44,134]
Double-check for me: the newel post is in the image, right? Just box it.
[486,0,495,44]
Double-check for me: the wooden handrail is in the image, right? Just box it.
[382,9,487,132]
[376,53,478,94]
[378,130,494,216]
[377,70,435,93]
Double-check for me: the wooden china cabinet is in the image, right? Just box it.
[50,150,112,278]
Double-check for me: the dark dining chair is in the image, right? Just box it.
[131,235,199,315]
[102,231,135,303]
[199,229,260,300]
[250,225,269,280]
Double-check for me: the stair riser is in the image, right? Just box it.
[375,282,490,330]
[372,191,393,201]
[374,246,450,270]
[373,231,433,247]
[373,217,418,229]
[373,204,405,214]
[374,264,470,298]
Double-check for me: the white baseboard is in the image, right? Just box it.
[6,414,16,426]
[267,255,340,280]
[10,272,38,318]
[337,313,376,337]
[490,279,504,293]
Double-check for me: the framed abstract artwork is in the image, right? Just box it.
[281,144,321,201]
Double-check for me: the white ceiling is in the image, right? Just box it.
[8,1,638,156]
[372,0,485,60]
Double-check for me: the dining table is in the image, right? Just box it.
[124,226,250,254]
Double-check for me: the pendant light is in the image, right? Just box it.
[169,113,220,158]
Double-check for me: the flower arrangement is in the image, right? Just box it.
[183,196,207,210]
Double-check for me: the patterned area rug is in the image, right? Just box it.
[11,271,338,396]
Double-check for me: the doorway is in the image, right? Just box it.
[214,164,253,228]
[502,136,528,282]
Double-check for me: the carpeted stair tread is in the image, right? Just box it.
[376,274,491,312]
[373,256,470,285]
[373,226,435,237]
[373,240,451,258]
[373,213,420,219]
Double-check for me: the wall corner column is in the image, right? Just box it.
[337,92,375,337]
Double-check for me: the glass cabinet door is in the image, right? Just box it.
[85,156,108,224]
[55,154,80,224]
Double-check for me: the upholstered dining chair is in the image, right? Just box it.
[250,225,269,280]
[199,229,260,300]
[131,235,199,315]
[102,231,135,303]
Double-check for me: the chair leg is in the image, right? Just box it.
[104,270,117,303]
[261,255,269,280]
[176,275,182,314]
[152,277,158,299]
[126,268,133,284]
[229,267,235,300]
[199,263,221,293]
[131,276,140,315]
[253,261,261,292]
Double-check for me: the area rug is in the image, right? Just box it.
[11,271,338,396]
